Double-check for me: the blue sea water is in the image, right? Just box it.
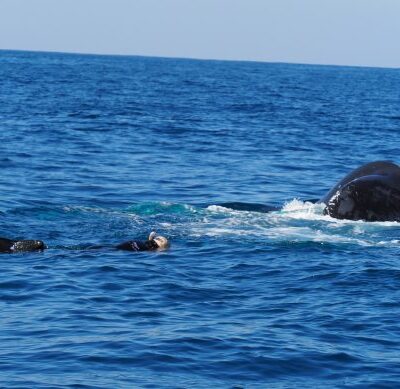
[1,50,400,388]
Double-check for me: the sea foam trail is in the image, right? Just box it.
[201,199,400,247]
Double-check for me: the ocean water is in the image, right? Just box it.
[1,50,400,388]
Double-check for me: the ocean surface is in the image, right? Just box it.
[1,50,400,388]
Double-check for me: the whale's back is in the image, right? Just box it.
[320,161,400,204]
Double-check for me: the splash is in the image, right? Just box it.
[279,199,326,220]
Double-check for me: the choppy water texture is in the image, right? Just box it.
[1,50,400,388]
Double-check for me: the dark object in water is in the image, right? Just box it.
[116,231,170,252]
[0,237,46,253]
[320,161,400,222]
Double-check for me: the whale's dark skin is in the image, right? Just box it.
[320,161,400,221]
[0,238,46,253]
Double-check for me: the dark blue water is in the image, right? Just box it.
[1,50,400,388]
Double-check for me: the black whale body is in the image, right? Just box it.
[218,161,400,222]
[320,161,400,221]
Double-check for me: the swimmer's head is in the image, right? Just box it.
[148,231,170,250]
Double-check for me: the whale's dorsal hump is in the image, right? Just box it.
[320,161,400,204]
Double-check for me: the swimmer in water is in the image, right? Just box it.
[116,231,170,252]
[0,237,46,253]
[0,232,169,253]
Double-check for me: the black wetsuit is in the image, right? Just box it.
[0,238,46,253]
[116,239,159,251]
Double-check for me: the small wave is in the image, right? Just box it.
[282,198,320,212]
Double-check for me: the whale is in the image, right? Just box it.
[320,161,400,221]
[0,238,46,253]
[217,161,400,222]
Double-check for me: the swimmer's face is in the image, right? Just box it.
[153,236,169,250]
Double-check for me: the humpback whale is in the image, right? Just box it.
[320,161,400,221]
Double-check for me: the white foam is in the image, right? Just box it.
[278,199,327,220]
[206,205,245,215]
[281,198,318,212]
[188,199,400,247]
